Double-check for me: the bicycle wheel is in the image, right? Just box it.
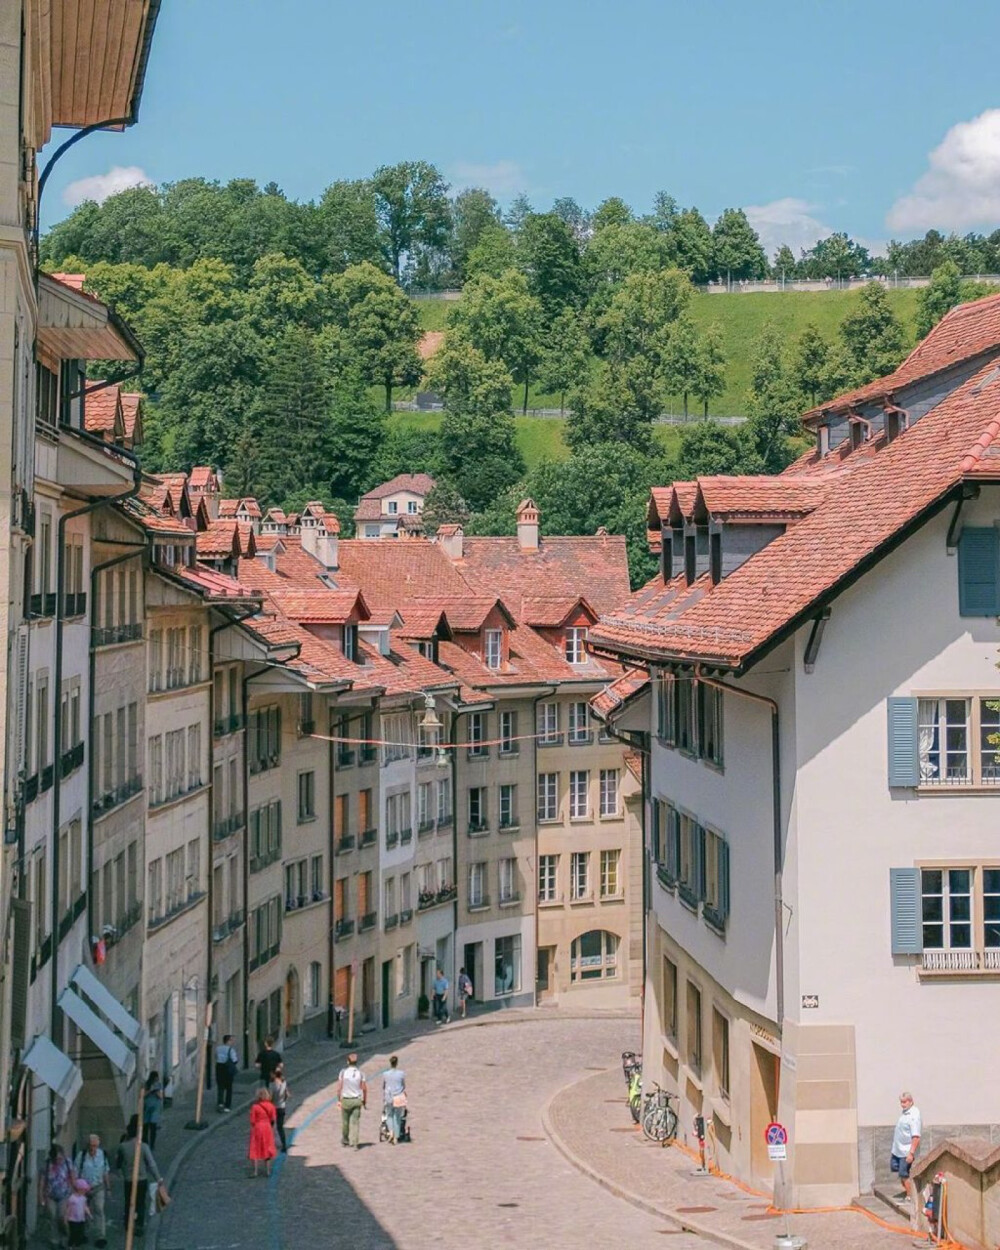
[662,1104,678,1141]
[629,1090,642,1123]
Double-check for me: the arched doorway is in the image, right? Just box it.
[284,967,300,1040]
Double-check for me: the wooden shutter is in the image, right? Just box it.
[666,807,681,880]
[958,527,1000,616]
[719,840,731,919]
[694,824,706,900]
[887,697,919,787]
[890,868,922,955]
[650,798,661,862]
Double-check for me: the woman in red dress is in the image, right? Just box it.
[247,1087,278,1177]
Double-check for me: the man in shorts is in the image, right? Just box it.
[890,1090,922,1204]
[337,1052,367,1149]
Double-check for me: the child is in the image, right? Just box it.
[64,1178,91,1247]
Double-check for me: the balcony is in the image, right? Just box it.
[437,813,453,829]
[921,949,1000,975]
[336,832,356,854]
[656,863,678,891]
[92,621,143,647]
[337,748,355,767]
[334,918,356,941]
[212,811,243,841]
[399,907,413,925]
[213,712,245,738]
[359,746,377,765]
[399,827,412,846]
[678,881,699,910]
[467,821,489,838]
[384,913,399,931]
[359,911,377,932]
[418,885,456,912]
[92,775,144,818]
[466,747,489,762]
[360,827,377,848]
[59,742,84,778]
[63,592,87,618]
[386,830,399,850]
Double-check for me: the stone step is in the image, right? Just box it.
[870,1184,912,1221]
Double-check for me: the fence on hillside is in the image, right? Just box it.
[390,400,746,424]
[409,276,1000,299]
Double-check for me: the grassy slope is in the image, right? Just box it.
[413,287,924,417]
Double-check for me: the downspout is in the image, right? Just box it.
[240,665,270,1069]
[50,452,140,1058]
[530,686,556,1005]
[326,697,338,1041]
[33,118,131,263]
[86,542,146,945]
[696,667,784,1032]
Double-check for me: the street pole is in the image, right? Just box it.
[124,1077,144,1250]
[186,999,213,1129]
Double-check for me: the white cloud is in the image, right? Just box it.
[62,165,153,207]
[887,110,1000,234]
[742,197,835,260]
[448,160,525,197]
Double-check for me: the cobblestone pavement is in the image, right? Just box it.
[156,1013,714,1250]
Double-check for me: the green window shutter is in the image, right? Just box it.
[890,868,922,955]
[719,840,731,920]
[666,808,681,880]
[887,697,919,787]
[650,799,661,863]
[958,527,1000,616]
[695,824,706,900]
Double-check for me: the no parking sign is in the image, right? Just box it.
[766,1121,788,1162]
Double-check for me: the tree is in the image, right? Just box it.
[371,161,452,282]
[693,324,727,418]
[519,212,583,319]
[324,387,387,501]
[317,179,383,273]
[598,268,692,368]
[584,222,675,292]
[465,225,520,280]
[422,482,471,531]
[447,270,544,411]
[772,245,797,280]
[551,197,591,242]
[426,333,514,417]
[671,208,715,285]
[711,208,768,282]
[743,326,802,472]
[566,362,657,452]
[791,324,830,406]
[799,232,870,280]
[326,262,423,411]
[504,193,533,233]
[915,261,963,338]
[450,188,501,282]
[677,421,758,477]
[647,192,680,234]
[591,197,633,232]
[659,314,703,419]
[438,409,525,509]
[838,281,908,383]
[538,308,592,414]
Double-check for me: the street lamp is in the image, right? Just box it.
[418,693,449,768]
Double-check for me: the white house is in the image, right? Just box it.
[590,293,1000,1208]
[353,473,436,540]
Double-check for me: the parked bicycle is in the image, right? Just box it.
[641,1083,679,1143]
[621,1050,642,1083]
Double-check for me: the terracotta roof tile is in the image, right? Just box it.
[337,539,473,606]
[695,475,834,520]
[358,473,436,500]
[266,586,369,624]
[82,384,121,434]
[520,596,597,627]
[120,392,142,439]
[195,520,240,558]
[165,564,261,602]
[591,668,650,720]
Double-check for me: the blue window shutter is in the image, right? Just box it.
[719,840,730,919]
[887,697,919,787]
[958,527,1000,616]
[890,868,922,955]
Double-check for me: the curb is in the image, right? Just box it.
[540,1074,761,1250]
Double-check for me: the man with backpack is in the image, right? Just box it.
[215,1033,239,1112]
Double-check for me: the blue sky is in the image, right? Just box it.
[40,0,1000,259]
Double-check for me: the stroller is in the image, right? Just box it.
[379,1103,410,1143]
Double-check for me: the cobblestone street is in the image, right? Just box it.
[157,1013,710,1250]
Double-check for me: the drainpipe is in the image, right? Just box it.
[50,451,140,1061]
[326,697,339,1041]
[86,542,146,945]
[240,665,270,1070]
[695,667,784,1032]
[530,686,556,1005]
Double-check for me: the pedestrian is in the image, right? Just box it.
[891,1090,922,1205]
[74,1133,111,1247]
[38,1143,75,1248]
[457,966,473,1018]
[270,1063,289,1152]
[64,1179,91,1248]
[337,1051,367,1149]
[381,1055,407,1145]
[255,1034,283,1085]
[142,1070,163,1150]
[247,1087,278,1177]
[432,967,450,1023]
[215,1033,239,1112]
[118,1119,161,1241]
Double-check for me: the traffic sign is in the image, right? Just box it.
[766,1121,788,1161]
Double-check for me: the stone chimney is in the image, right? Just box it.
[313,515,340,570]
[516,499,539,552]
[436,524,464,560]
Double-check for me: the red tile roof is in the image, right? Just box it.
[694,476,834,521]
[164,564,261,602]
[266,587,370,624]
[337,539,473,606]
[82,384,121,435]
[120,393,142,440]
[196,520,241,558]
[520,596,598,627]
[359,473,436,500]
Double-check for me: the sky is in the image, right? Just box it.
[39,0,1000,260]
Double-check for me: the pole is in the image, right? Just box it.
[124,1077,144,1250]
[186,1000,213,1129]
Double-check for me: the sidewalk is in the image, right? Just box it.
[543,1068,922,1250]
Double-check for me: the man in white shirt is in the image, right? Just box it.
[337,1052,368,1149]
[891,1090,922,1203]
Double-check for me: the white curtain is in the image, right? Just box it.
[918,698,939,780]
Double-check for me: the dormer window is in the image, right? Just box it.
[485,629,503,670]
[684,534,696,585]
[710,531,722,585]
[343,624,358,662]
[565,627,587,665]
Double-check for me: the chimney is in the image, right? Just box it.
[436,524,464,560]
[516,498,539,551]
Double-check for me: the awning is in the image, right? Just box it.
[37,274,141,363]
[22,1036,82,1106]
[72,965,142,1046]
[58,989,135,1078]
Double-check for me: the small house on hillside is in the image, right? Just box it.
[354,473,436,540]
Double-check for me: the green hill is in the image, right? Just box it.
[414,287,923,417]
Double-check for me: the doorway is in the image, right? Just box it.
[381,961,392,1029]
[362,957,375,1027]
[750,1042,780,1183]
[284,967,300,1039]
[536,946,555,999]
[463,942,482,1001]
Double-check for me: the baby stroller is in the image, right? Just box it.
[379,1103,410,1143]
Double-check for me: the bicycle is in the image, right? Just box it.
[627,1066,643,1123]
[621,1050,642,1084]
[641,1083,679,1143]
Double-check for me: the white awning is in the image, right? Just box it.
[72,965,142,1045]
[22,1036,82,1106]
[58,989,135,1078]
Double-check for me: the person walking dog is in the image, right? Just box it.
[337,1052,367,1149]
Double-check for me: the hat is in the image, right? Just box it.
[74,1178,90,1193]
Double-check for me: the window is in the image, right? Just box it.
[569,770,589,819]
[599,769,619,817]
[537,701,560,745]
[343,624,358,661]
[570,851,590,901]
[187,724,201,790]
[568,701,590,744]
[311,855,323,899]
[919,698,970,783]
[713,1009,730,1102]
[468,862,487,908]
[437,857,453,891]
[600,850,621,898]
[400,871,412,914]
[188,626,203,684]
[148,736,163,806]
[468,787,488,833]
[539,855,558,902]
[703,830,731,930]
[249,706,281,773]
[687,981,703,1074]
[570,930,618,981]
[499,783,517,828]
[384,876,397,920]
[297,771,316,821]
[436,778,451,823]
[662,956,677,1039]
[485,629,502,671]
[387,500,398,514]
[418,781,433,829]
[148,859,162,924]
[306,962,322,1012]
[407,500,418,514]
[565,627,588,664]
[186,838,200,899]
[382,712,411,764]
[499,857,518,904]
[494,934,521,996]
[921,868,976,951]
[468,712,487,757]
[499,710,518,754]
[675,678,696,753]
[699,684,724,767]
[537,772,558,821]
[149,630,163,692]
[678,812,701,905]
